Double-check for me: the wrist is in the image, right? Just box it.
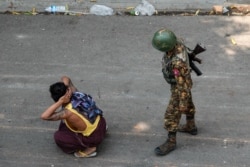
[55,100,64,106]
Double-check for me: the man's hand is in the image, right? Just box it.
[41,88,72,120]
[58,88,72,104]
[61,76,78,92]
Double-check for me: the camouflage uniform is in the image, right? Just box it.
[162,40,196,133]
[152,28,199,155]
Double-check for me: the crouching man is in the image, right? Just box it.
[41,76,107,158]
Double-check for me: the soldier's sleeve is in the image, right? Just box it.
[172,60,191,109]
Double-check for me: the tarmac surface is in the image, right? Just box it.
[0,6,250,167]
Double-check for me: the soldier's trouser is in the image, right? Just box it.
[164,86,196,132]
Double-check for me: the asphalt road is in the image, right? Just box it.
[0,14,250,167]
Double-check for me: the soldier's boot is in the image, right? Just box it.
[178,116,197,135]
[154,132,176,156]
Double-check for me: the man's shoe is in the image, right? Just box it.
[154,134,176,156]
[154,140,176,156]
[178,124,198,135]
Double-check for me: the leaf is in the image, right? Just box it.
[12,11,20,15]
[195,9,200,15]
[231,37,237,45]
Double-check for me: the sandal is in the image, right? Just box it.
[74,151,97,158]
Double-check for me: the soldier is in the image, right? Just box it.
[152,28,198,155]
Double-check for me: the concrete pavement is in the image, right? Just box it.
[0,14,250,167]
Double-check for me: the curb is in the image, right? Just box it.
[0,1,231,13]
[0,1,249,16]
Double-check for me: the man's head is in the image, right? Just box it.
[152,28,177,52]
[49,82,67,102]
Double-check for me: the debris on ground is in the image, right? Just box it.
[44,4,87,15]
[195,9,200,16]
[45,5,67,13]
[130,9,140,16]
[212,4,250,16]
[212,5,224,15]
[225,34,238,46]
[89,4,114,16]
[230,4,250,15]
[231,37,237,45]
[1,1,249,16]
[133,0,156,16]
[24,8,38,15]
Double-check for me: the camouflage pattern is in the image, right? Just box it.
[161,40,196,132]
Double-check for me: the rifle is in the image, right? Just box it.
[187,43,206,76]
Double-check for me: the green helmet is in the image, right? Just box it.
[152,28,177,52]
